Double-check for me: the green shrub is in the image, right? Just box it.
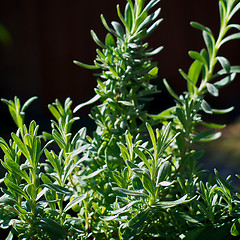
[1,0,240,239]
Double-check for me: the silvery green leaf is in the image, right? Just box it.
[151,195,196,209]
[214,73,236,88]
[63,193,87,212]
[201,99,212,114]
[216,56,230,73]
[206,83,219,97]
[112,187,148,197]
[41,183,72,195]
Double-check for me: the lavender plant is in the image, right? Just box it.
[0,0,240,239]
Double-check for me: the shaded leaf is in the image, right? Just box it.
[38,218,67,240]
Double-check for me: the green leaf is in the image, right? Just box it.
[146,122,157,153]
[117,5,129,32]
[227,23,240,31]
[214,169,234,196]
[219,32,240,47]
[231,218,240,236]
[41,183,72,195]
[188,60,202,94]
[112,187,148,197]
[45,150,61,176]
[142,173,154,196]
[198,132,222,142]
[101,14,119,38]
[73,60,99,69]
[201,99,212,114]
[52,130,65,150]
[110,200,140,215]
[179,69,195,89]
[118,101,134,106]
[163,79,180,101]
[188,51,207,66]
[176,132,185,155]
[63,193,87,212]
[81,168,104,180]
[213,73,236,88]
[145,46,163,56]
[21,96,38,112]
[73,94,100,113]
[156,161,171,185]
[176,108,187,127]
[203,31,214,57]
[122,208,150,239]
[143,0,161,12]
[200,122,226,129]
[216,56,230,73]
[135,11,148,31]
[148,107,176,120]
[146,19,163,36]
[229,2,240,20]
[151,195,195,209]
[4,158,31,184]
[105,33,115,47]
[38,218,67,240]
[132,175,143,190]
[5,229,14,240]
[118,142,130,161]
[111,21,125,37]
[90,30,106,48]
[0,194,17,207]
[11,133,30,161]
[148,67,158,77]
[133,147,151,171]
[206,83,219,97]
[193,129,215,142]
[216,66,240,76]
[4,178,29,201]
[136,8,160,33]
[125,2,133,31]
[212,106,234,114]
[190,22,213,36]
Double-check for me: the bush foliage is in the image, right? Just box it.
[1,0,240,239]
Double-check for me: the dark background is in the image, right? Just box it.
[0,0,240,176]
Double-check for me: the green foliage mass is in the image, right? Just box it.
[1,0,240,239]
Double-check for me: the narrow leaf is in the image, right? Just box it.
[4,178,29,201]
[73,60,99,70]
[163,79,180,101]
[63,193,87,212]
[90,30,106,48]
[219,32,240,47]
[151,195,196,209]
[112,187,148,197]
[11,133,30,160]
[189,51,207,66]
[188,60,202,94]
[201,99,212,114]
[41,183,72,195]
[206,83,219,97]
[212,106,234,114]
[190,22,213,36]
[146,122,156,153]
[216,56,230,73]
[21,96,38,112]
[73,94,100,113]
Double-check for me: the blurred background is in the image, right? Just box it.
[0,0,240,180]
